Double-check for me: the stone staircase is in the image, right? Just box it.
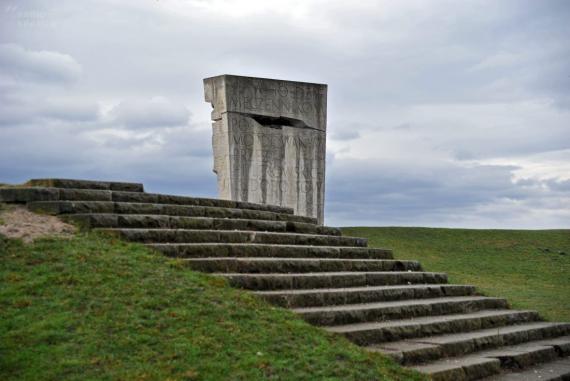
[1,178,569,381]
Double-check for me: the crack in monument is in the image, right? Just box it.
[204,75,327,224]
[228,112,324,132]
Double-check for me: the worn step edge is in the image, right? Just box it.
[0,187,296,216]
[253,284,477,308]
[294,296,508,326]
[412,354,502,381]
[148,243,394,259]
[326,309,541,346]
[63,214,341,236]
[181,257,422,273]
[25,178,144,192]
[370,323,570,365]
[27,201,314,223]
[477,336,570,370]
[217,271,448,290]
[412,337,570,381]
[97,228,368,246]
[483,356,570,380]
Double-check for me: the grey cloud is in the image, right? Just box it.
[515,178,570,193]
[325,158,568,228]
[0,95,100,126]
[330,129,360,141]
[40,98,100,122]
[0,43,97,127]
[0,43,81,83]
[392,123,411,131]
[546,179,570,193]
[109,98,191,129]
[0,121,216,196]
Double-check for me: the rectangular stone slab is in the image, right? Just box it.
[204,74,327,224]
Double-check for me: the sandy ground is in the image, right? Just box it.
[0,205,76,243]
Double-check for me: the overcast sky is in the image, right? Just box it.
[1,0,569,228]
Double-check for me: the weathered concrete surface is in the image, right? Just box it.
[204,74,327,224]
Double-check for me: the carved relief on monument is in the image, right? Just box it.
[204,75,327,224]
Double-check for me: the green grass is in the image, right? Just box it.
[0,232,425,381]
[0,183,20,188]
[342,227,570,322]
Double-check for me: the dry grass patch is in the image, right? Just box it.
[0,205,76,243]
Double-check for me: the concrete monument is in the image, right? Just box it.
[204,75,327,224]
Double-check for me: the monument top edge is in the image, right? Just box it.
[203,74,327,88]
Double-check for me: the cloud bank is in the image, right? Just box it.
[0,0,569,228]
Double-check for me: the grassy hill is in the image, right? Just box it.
[3,214,568,381]
[342,227,570,322]
[0,231,425,381]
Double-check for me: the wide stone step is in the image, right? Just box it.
[217,271,448,291]
[27,201,315,224]
[326,309,541,346]
[412,355,502,381]
[371,324,570,365]
[477,338,568,370]
[100,228,367,246]
[294,296,508,326]
[62,214,341,236]
[1,187,295,216]
[483,357,570,380]
[253,284,477,308]
[25,178,145,192]
[537,335,570,357]
[413,337,570,381]
[181,257,421,274]
[148,244,394,259]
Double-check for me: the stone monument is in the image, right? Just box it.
[204,75,327,224]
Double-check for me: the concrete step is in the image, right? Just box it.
[148,243,394,259]
[477,337,569,369]
[413,337,570,381]
[538,336,570,357]
[62,214,341,236]
[483,357,570,380]
[326,309,541,346]
[1,187,296,216]
[25,178,144,192]
[100,228,367,246]
[27,201,315,224]
[182,257,421,274]
[218,271,448,291]
[371,324,570,365]
[253,284,477,308]
[412,355,502,381]
[294,296,508,326]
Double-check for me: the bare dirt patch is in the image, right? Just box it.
[0,205,76,243]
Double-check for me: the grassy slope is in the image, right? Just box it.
[0,232,425,381]
[342,227,570,322]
